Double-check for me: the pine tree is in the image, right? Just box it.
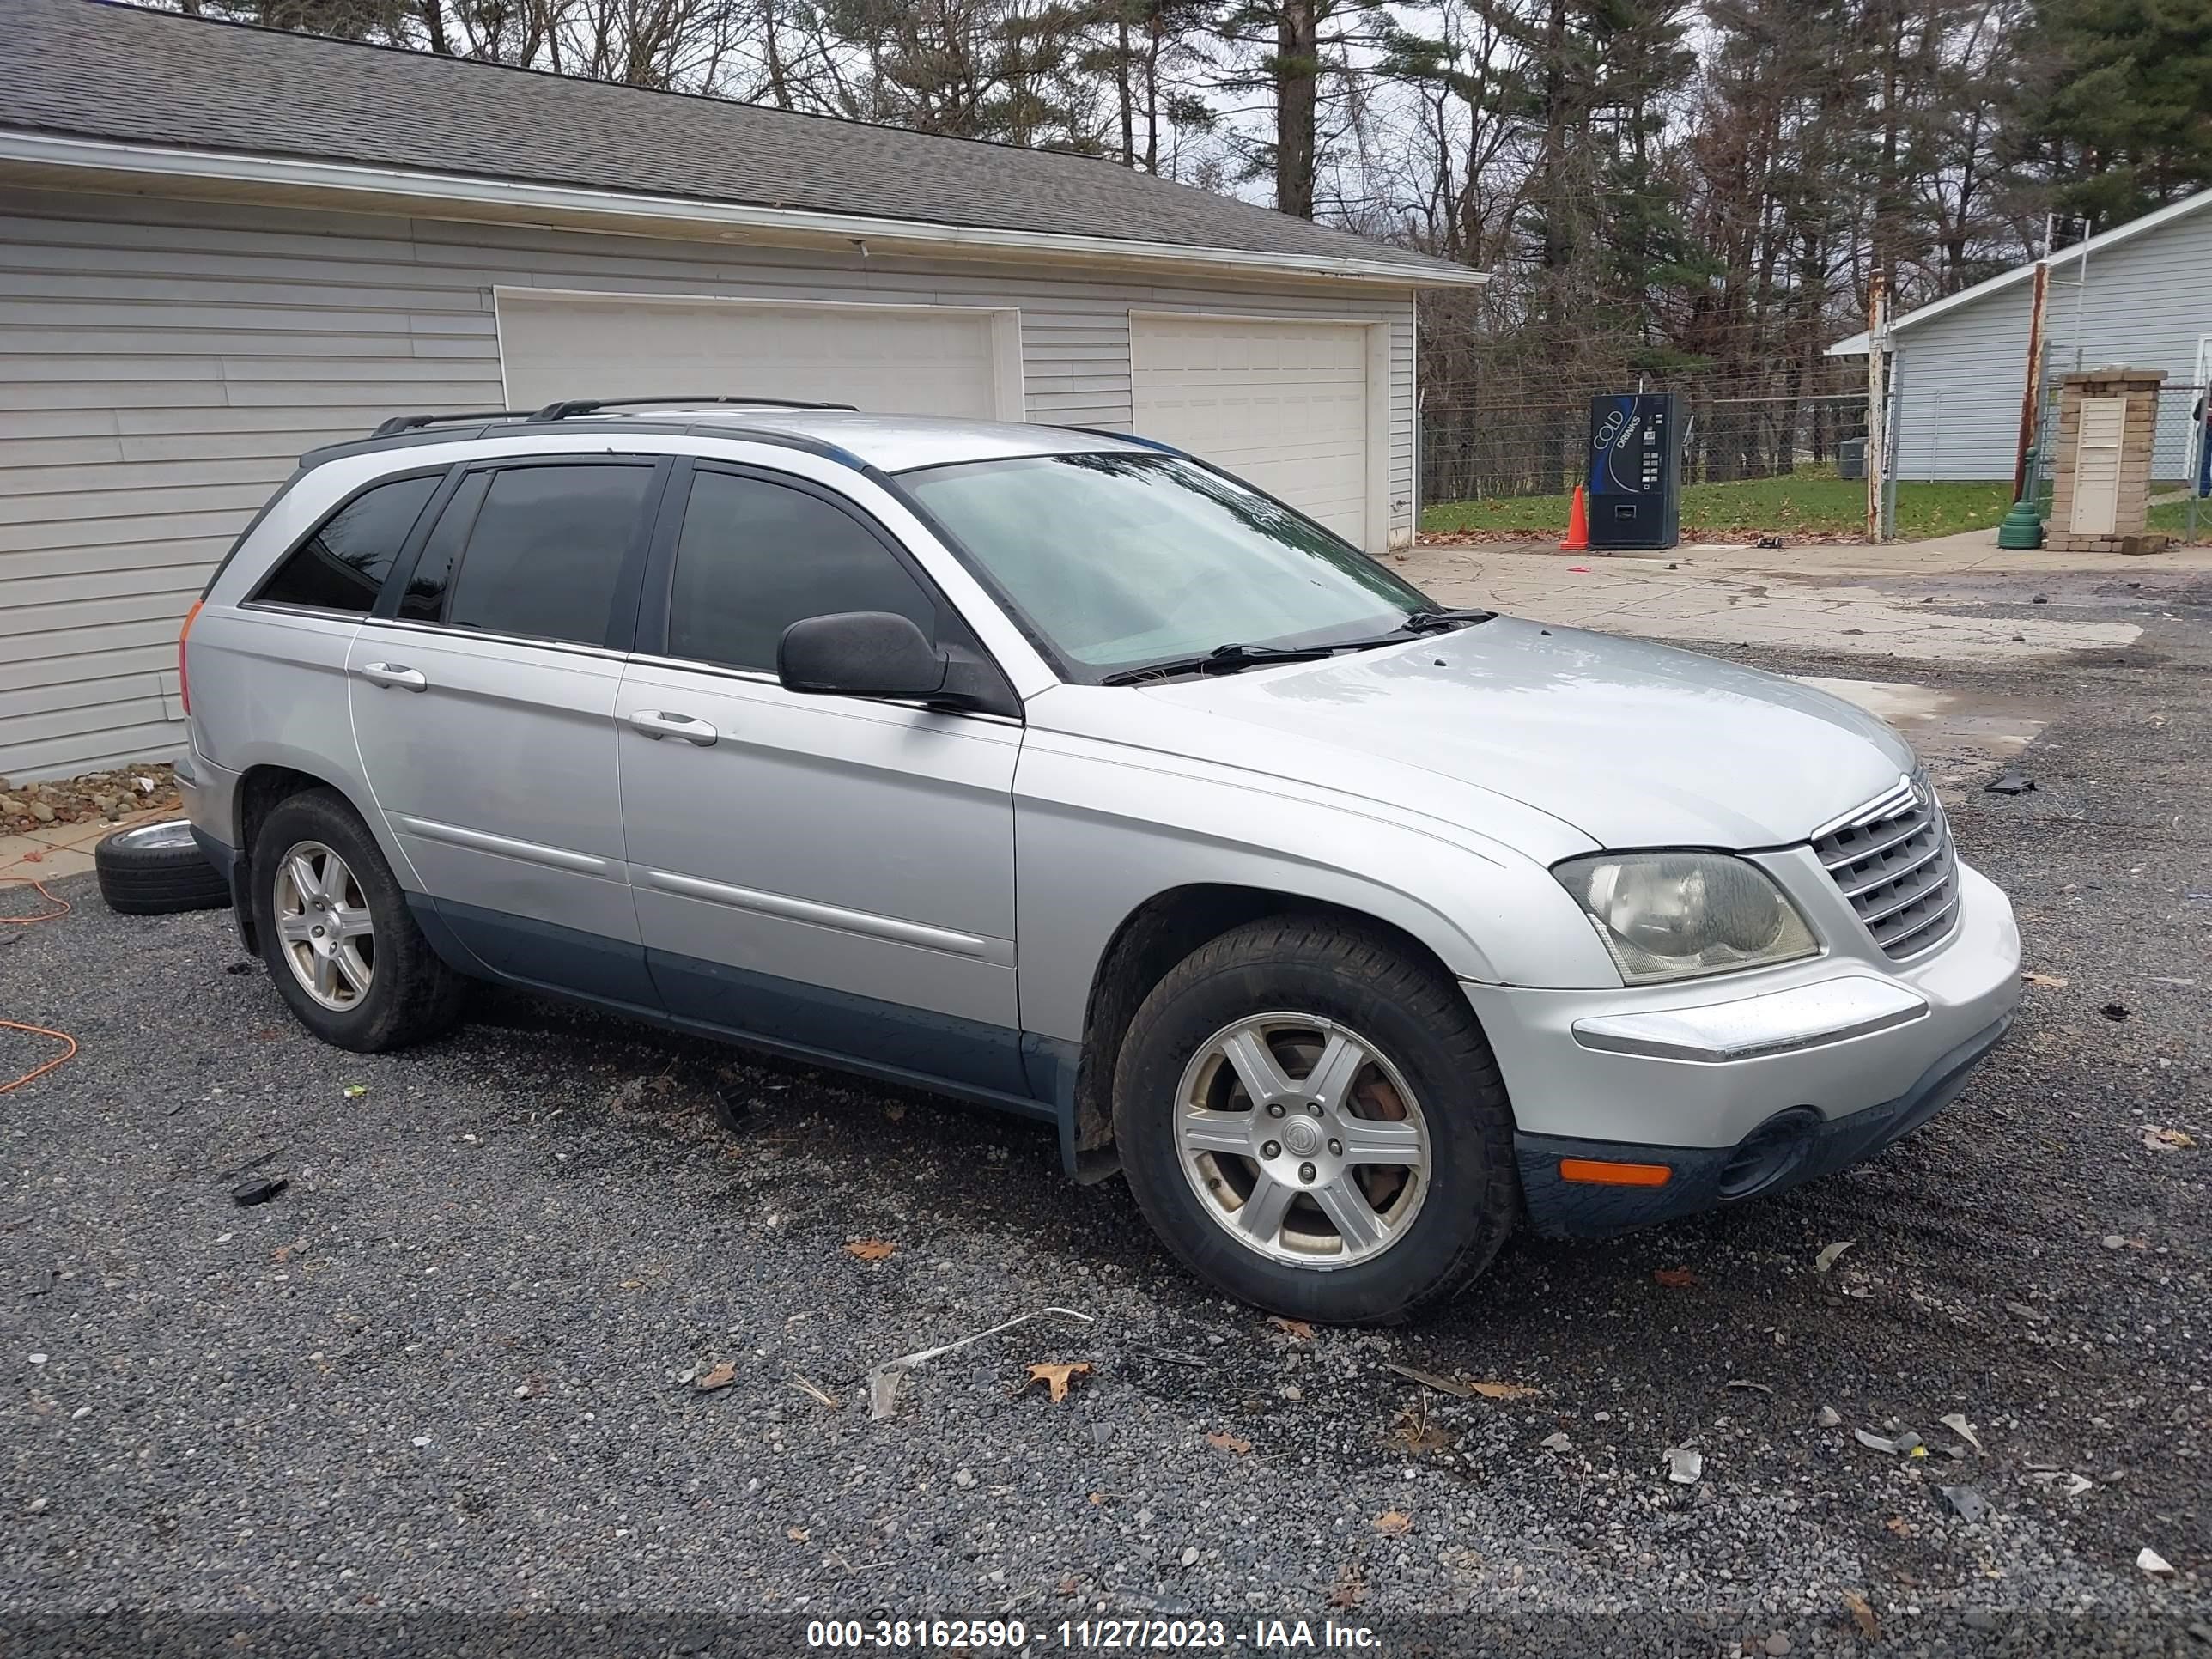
[2021,0,2212,224]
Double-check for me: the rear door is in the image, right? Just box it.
[616,460,1025,1091]
[349,455,669,1000]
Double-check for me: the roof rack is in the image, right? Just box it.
[370,409,536,437]
[529,395,861,420]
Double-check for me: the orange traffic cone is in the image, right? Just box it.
[1560,483,1590,552]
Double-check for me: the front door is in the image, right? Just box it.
[616,461,1024,1093]
[350,455,667,1000]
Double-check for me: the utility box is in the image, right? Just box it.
[1837,437,1867,480]
[1586,392,1682,550]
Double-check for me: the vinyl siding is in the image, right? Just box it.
[0,185,1419,781]
[1891,204,2212,481]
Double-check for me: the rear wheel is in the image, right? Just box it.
[1115,917,1517,1323]
[252,789,466,1051]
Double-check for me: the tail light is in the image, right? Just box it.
[179,599,204,715]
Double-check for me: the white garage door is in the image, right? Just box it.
[1131,316,1374,549]
[496,291,1018,419]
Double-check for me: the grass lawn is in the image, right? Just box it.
[2149,495,2212,541]
[1422,475,2012,540]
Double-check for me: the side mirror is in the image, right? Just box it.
[778,611,948,701]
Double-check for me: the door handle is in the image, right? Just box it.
[360,662,427,692]
[629,710,719,746]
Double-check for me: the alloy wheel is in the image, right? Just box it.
[272,839,375,1012]
[1173,1012,1431,1268]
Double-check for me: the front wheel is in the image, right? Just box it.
[252,788,467,1052]
[1114,918,1518,1323]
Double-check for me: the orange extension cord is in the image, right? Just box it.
[2,878,77,1095]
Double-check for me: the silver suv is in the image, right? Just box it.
[179,400,2021,1322]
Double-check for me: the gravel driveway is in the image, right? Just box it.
[3,586,2206,1658]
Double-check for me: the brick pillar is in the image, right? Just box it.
[2046,367,2170,555]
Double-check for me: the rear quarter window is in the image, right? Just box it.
[250,472,444,614]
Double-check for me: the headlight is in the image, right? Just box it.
[1554,852,1820,985]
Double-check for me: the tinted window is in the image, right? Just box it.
[398,471,488,623]
[444,465,654,645]
[667,471,938,672]
[253,473,440,613]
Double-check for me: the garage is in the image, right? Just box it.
[1131,314,1384,549]
[0,0,1482,780]
[496,291,1025,419]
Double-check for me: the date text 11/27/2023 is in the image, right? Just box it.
[803,1618,1383,1650]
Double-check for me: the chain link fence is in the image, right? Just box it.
[1419,389,1868,511]
[2026,380,2210,544]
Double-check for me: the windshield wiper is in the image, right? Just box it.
[1399,606,1495,632]
[1102,617,1492,686]
[1101,641,1343,686]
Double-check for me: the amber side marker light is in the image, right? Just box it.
[1559,1158,1673,1188]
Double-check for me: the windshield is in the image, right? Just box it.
[900,452,1435,679]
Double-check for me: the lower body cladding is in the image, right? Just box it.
[1466,860,2022,1237]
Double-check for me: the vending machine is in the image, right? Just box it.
[1586,392,1682,550]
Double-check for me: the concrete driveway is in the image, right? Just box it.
[3,536,2207,1656]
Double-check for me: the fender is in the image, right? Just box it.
[1012,719,1624,1048]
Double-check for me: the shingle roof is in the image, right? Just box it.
[2,0,1472,283]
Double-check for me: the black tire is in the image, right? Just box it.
[1114,916,1518,1324]
[94,819,232,915]
[250,788,467,1052]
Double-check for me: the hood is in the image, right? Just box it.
[1130,618,1914,848]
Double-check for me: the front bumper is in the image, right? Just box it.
[1463,858,2021,1237]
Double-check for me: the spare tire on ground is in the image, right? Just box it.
[94,819,231,915]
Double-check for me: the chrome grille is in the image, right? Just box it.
[1811,773,1959,960]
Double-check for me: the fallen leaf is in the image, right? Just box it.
[1383,1406,1452,1456]
[1939,1412,1984,1453]
[342,1084,367,1099]
[2142,1127,2195,1152]
[1206,1431,1252,1455]
[1372,1510,1413,1536]
[1815,1241,1856,1274]
[1842,1589,1881,1639]
[1468,1379,1540,1401]
[2021,971,2067,988]
[1653,1267,1701,1288]
[844,1238,897,1261]
[1382,1361,1475,1397]
[695,1361,737,1392]
[1019,1361,1092,1404]
[787,1526,810,1542]
[1087,1492,1103,1505]
[1885,1516,1913,1537]
[1326,1565,1367,1609]
[1267,1316,1316,1340]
